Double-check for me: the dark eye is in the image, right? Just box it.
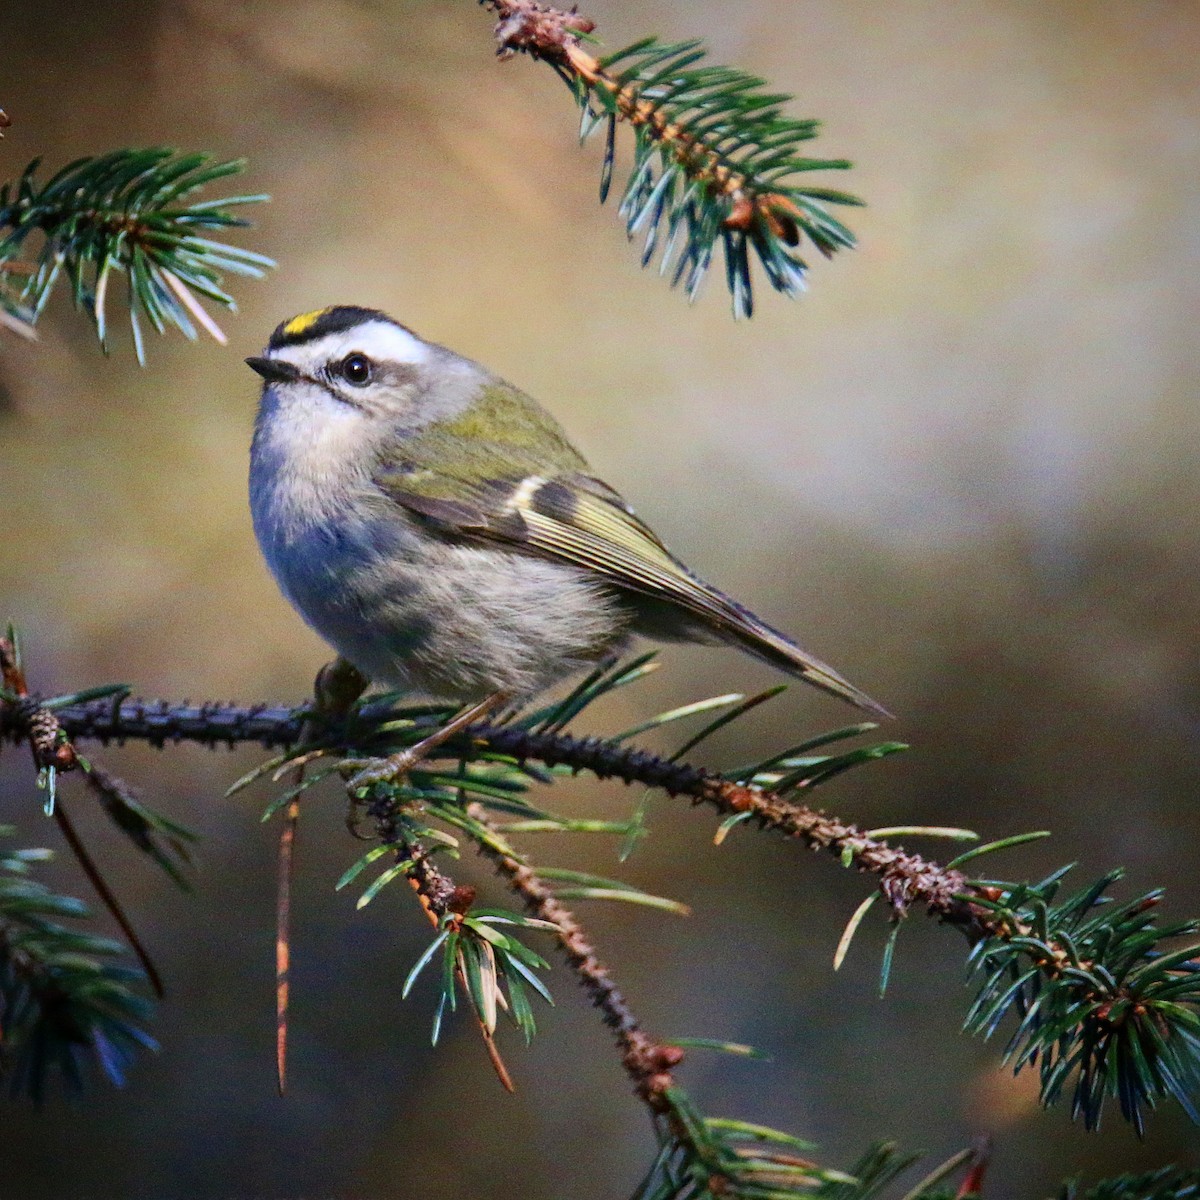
[339,353,372,385]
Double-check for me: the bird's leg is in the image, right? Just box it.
[344,691,509,793]
[312,657,370,725]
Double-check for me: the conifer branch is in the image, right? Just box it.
[3,651,1200,1143]
[0,149,273,360]
[0,828,156,1101]
[0,688,964,917]
[347,780,533,1090]
[478,0,861,317]
[1054,1167,1200,1200]
[464,800,682,1104]
[460,799,854,1196]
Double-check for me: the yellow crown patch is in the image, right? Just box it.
[268,305,387,350]
[281,308,331,339]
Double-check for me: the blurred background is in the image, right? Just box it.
[3,0,1199,1195]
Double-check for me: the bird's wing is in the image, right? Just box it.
[375,459,887,716]
[376,465,689,596]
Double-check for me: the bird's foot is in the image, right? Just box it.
[343,749,421,793]
[340,691,510,796]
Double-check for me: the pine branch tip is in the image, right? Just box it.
[477,2,860,319]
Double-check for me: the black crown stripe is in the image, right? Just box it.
[267,305,394,350]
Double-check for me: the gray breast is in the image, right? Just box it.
[249,396,629,696]
[255,482,628,697]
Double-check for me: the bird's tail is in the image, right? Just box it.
[702,591,892,719]
[738,619,891,718]
[623,561,892,719]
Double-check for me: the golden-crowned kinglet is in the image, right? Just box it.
[247,306,888,718]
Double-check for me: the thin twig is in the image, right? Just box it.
[276,791,301,1094]
[474,723,971,921]
[465,801,683,1105]
[51,798,165,998]
[0,694,309,750]
[365,791,515,1091]
[0,640,164,995]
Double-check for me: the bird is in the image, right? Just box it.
[246,305,888,777]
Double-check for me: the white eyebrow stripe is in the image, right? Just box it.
[343,321,431,364]
[267,321,431,372]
